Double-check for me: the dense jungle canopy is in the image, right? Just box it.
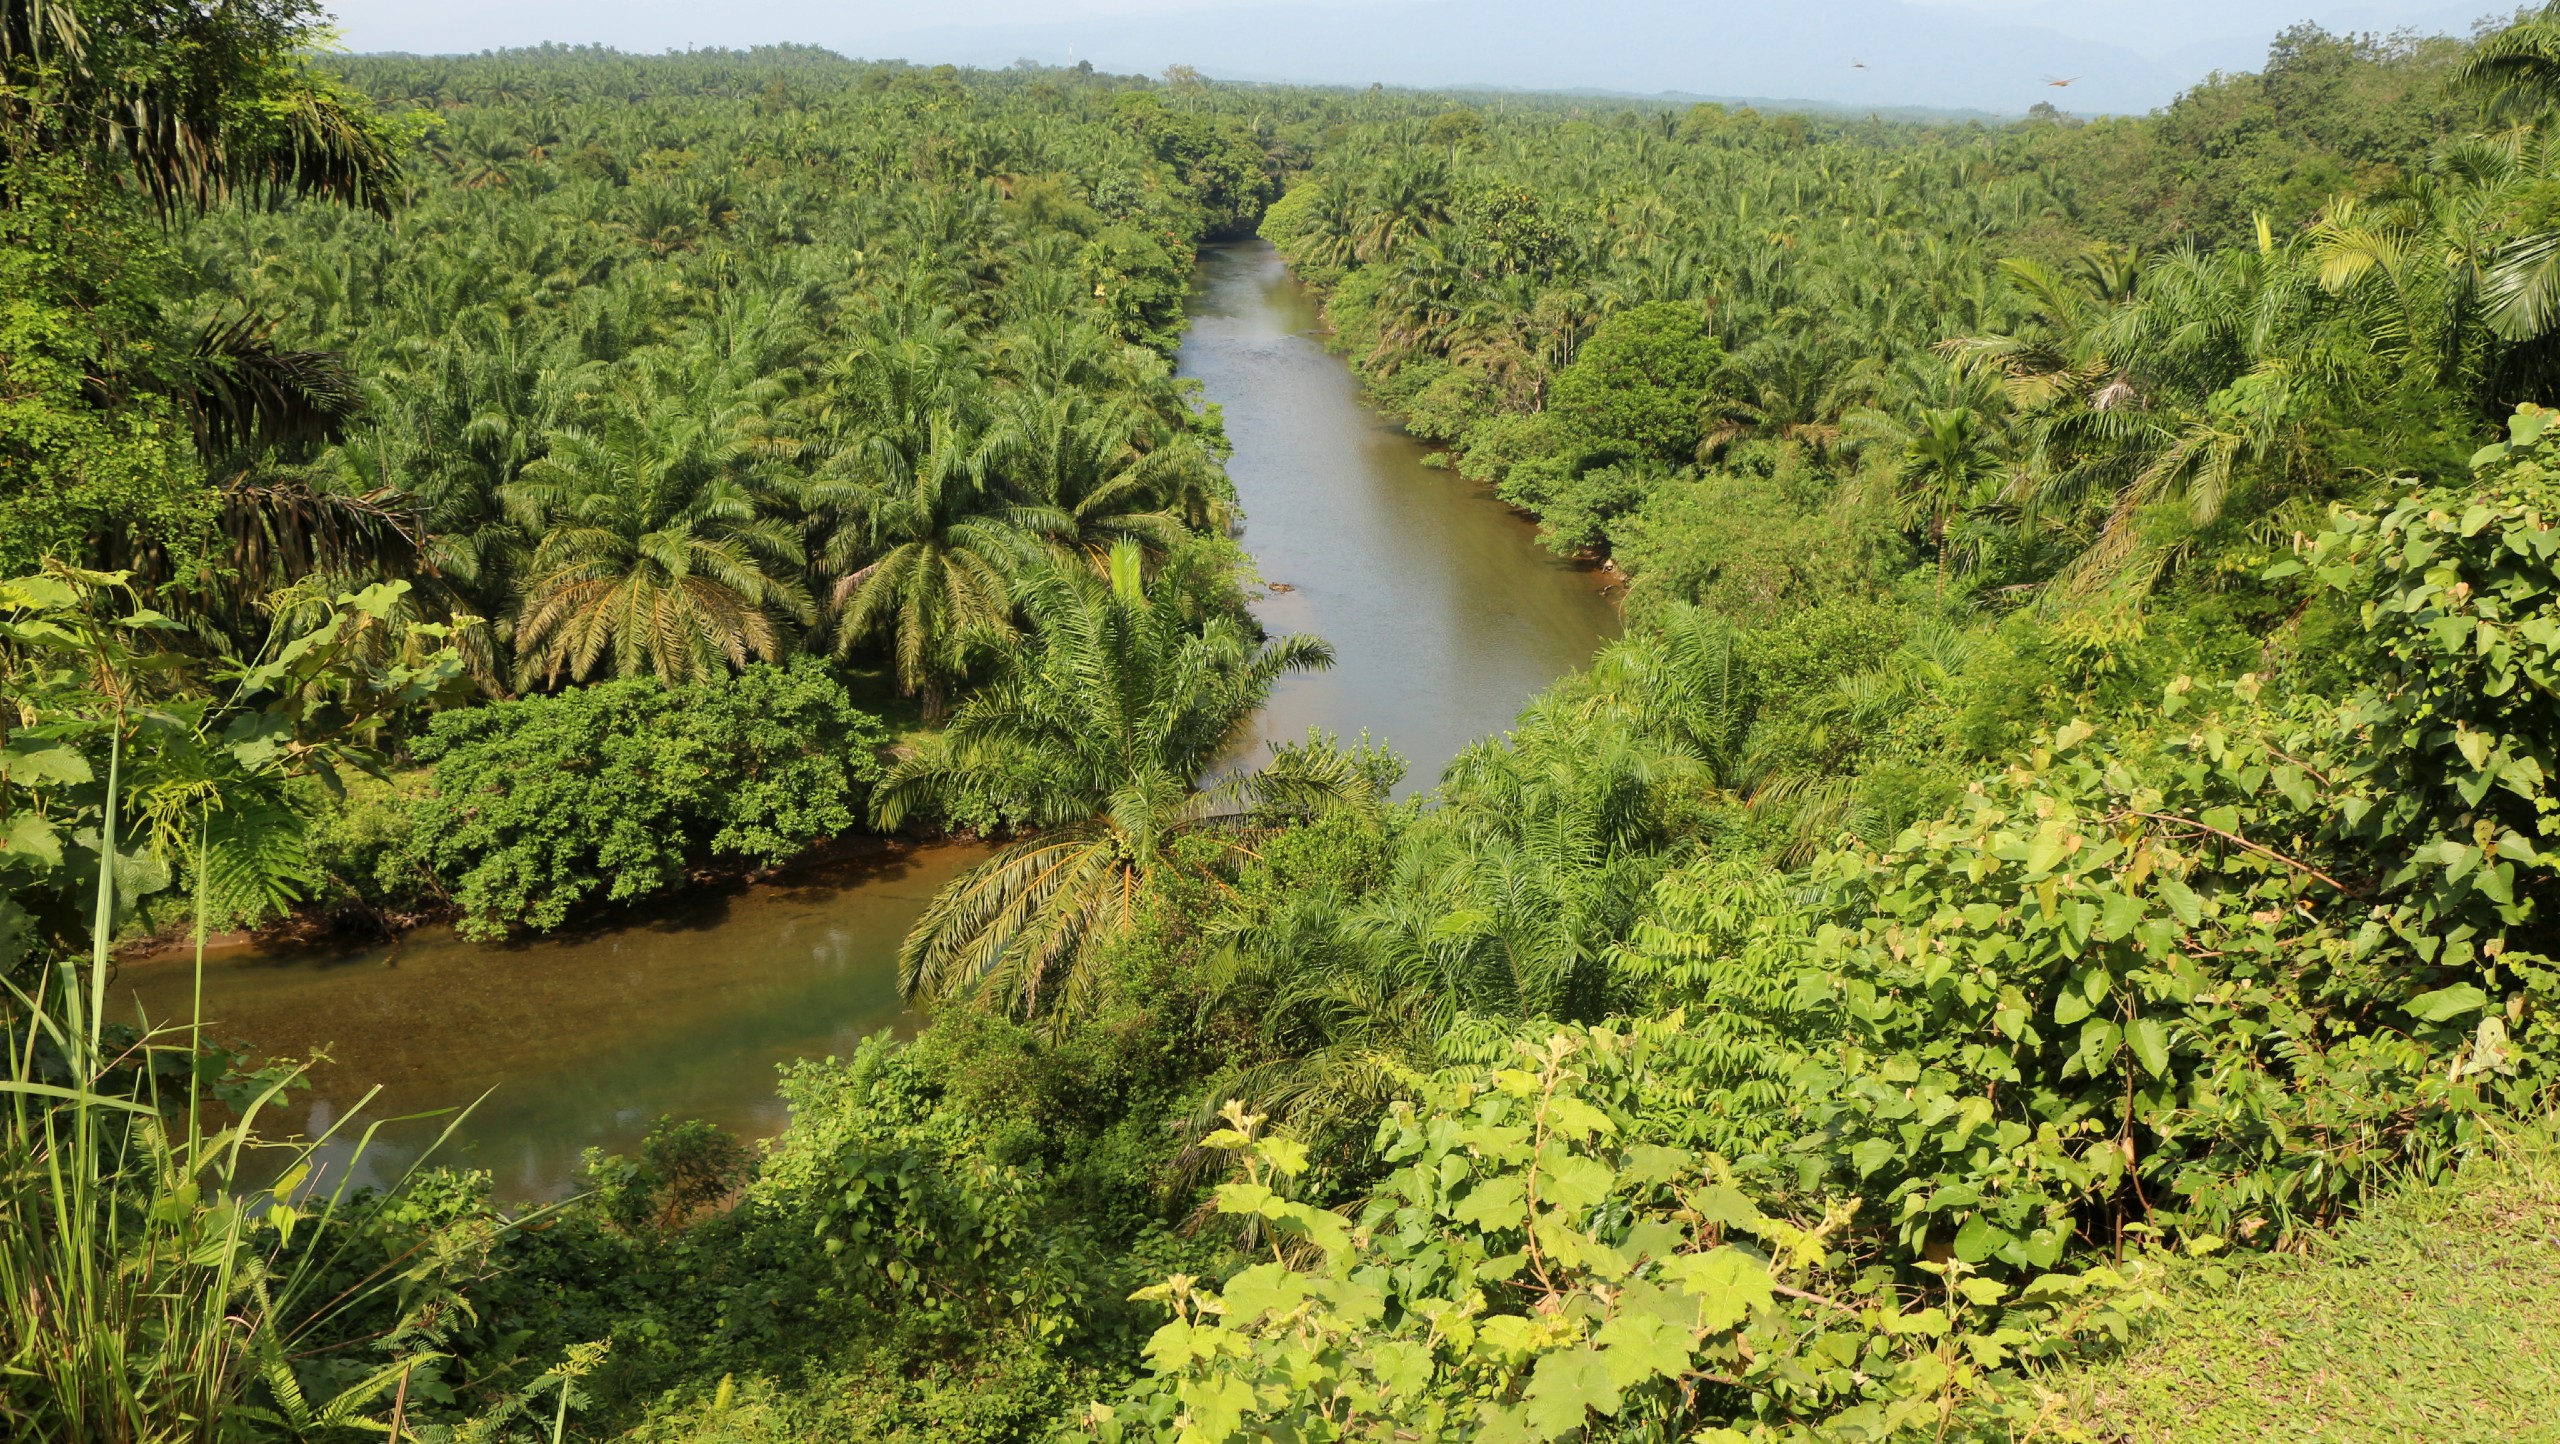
[12,3,2560,1440]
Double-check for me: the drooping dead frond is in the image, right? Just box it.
[183,313,363,460]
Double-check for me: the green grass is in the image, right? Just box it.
[2029,1119,2560,1443]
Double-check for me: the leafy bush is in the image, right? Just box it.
[301,767,437,917]
[1551,302,1722,464]
[584,1118,753,1235]
[1085,1032,2152,1443]
[1090,420,2560,1440]
[399,660,888,938]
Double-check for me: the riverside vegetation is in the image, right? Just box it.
[9,2,2560,1439]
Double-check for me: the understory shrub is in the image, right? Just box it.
[397,659,889,938]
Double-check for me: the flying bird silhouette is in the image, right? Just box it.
[1851,59,1867,70]
[2044,75,2080,88]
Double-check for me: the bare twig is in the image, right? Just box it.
[2115,809,2356,896]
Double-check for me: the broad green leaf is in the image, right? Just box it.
[1664,1247,1771,1331]
[1594,1311,1691,1389]
[1622,1218,1688,1261]
[1540,1154,1616,1213]
[1689,1184,1765,1232]
[1215,1183,1274,1216]
[1882,1306,1950,1337]
[1,813,64,869]
[1453,1176,1528,1232]
[2129,1016,2170,1076]
[1371,1339,1432,1400]
[2025,821,2070,876]
[1522,1347,1618,1439]
[1175,1373,1254,1442]
[2408,983,2489,1023]
[2095,889,2144,941]
[1850,1137,1897,1178]
[1218,1263,1308,1324]
[0,741,91,787]
[1143,1318,1220,1371]
[1953,1213,2010,1264]
[1543,1094,1615,1142]
[2156,873,2203,927]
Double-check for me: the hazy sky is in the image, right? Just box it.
[317,0,2497,112]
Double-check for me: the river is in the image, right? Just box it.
[115,240,1617,1198]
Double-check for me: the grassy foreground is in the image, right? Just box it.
[2029,1121,2560,1442]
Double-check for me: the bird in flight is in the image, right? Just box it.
[1851,58,1867,70]
[2044,75,2079,88]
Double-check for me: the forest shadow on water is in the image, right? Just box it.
[113,840,989,1199]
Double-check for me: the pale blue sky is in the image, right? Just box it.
[318,0,2497,113]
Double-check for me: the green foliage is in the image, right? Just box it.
[30,19,2560,1443]
[0,0,412,580]
[1112,91,1277,237]
[1086,1035,2152,1444]
[2,0,408,219]
[876,543,1344,1020]
[0,562,490,1444]
[1552,302,1722,464]
[1609,473,1892,621]
[2057,25,2467,249]
[399,660,887,939]
[153,44,1255,701]
[0,159,206,577]
[585,1118,752,1235]
[1,568,464,961]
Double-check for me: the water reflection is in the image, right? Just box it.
[116,841,986,1198]
[1179,240,1620,793]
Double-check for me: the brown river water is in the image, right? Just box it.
[115,240,1618,1198]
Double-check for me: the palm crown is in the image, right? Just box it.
[875,542,1339,1021]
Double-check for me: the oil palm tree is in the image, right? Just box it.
[1,0,403,216]
[875,542,1341,1023]
[980,389,1227,564]
[2456,2,2560,123]
[501,390,812,688]
[819,411,1048,718]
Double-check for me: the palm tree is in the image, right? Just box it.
[875,542,1341,1023]
[502,389,812,688]
[1892,406,2004,595]
[980,389,1226,564]
[2456,3,2560,123]
[1,0,403,216]
[818,411,1047,719]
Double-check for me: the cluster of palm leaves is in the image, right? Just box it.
[877,541,1339,1019]
[174,50,1249,704]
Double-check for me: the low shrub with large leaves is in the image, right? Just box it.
[1089,412,2560,1443]
[1636,409,2560,1279]
[1083,1029,2150,1444]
